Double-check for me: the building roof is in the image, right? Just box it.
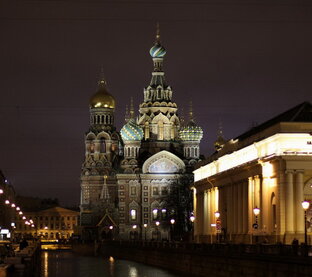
[39,206,79,215]
[236,102,312,141]
[197,101,312,168]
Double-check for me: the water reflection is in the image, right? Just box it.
[41,251,183,277]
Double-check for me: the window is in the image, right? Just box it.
[152,209,158,220]
[130,209,137,220]
[161,187,168,195]
[152,187,159,196]
[130,186,136,196]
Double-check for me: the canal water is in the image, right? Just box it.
[41,251,183,277]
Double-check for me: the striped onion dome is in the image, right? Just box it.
[179,121,203,142]
[150,43,166,58]
[120,119,144,141]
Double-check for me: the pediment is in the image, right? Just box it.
[142,150,185,174]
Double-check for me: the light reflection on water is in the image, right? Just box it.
[41,251,182,277]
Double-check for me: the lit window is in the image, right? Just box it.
[130,209,136,220]
[152,209,158,220]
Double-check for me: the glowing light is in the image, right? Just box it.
[143,223,147,228]
[170,219,175,224]
[0,189,3,194]
[44,226,48,230]
[109,225,113,230]
[190,215,195,222]
[215,211,220,219]
[302,200,310,210]
[19,211,23,215]
[22,216,26,220]
[5,200,10,204]
[132,225,137,229]
[161,209,166,213]
[31,224,35,228]
[253,207,260,216]
[155,221,160,226]
[11,203,15,208]
[16,207,20,211]
[109,256,114,262]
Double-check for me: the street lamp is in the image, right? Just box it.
[143,223,147,241]
[215,211,221,243]
[170,219,175,242]
[190,214,195,242]
[0,189,3,194]
[302,200,310,246]
[253,206,260,244]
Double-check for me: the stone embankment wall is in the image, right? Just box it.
[1,241,41,277]
[101,241,312,277]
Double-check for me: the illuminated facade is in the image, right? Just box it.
[80,28,203,240]
[193,102,312,244]
[14,207,79,240]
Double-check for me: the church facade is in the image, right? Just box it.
[79,29,203,240]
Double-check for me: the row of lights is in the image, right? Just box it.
[0,186,35,229]
[109,214,196,231]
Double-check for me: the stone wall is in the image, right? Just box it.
[101,241,312,277]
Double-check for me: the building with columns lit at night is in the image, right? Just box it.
[79,28,203,240]
[193,102,312,244]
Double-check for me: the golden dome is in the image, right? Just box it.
[89,80,115,109]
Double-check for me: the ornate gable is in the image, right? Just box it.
[142,150,185,174]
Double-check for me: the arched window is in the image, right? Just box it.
[100,138,106,153]
[90,142,95,153]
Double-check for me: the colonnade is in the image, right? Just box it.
[285,170,305,235]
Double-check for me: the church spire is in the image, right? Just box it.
[155,22,161,44]
[124,104,129,123]
[189,101,194,122]
[129,97,135,119]
[98,66,106,86]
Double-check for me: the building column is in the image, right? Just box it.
[242,181,248,234]
[295,170,304,234]
[285,170,294,233]
[248,177,253,233]
[237,183,243,234]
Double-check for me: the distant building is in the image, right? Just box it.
[193,102,312,244]
[80,28,204,240]
[14,206,79,240]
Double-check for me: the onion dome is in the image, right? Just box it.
[150,43,166,58]
[179,121,203,142]
[120,119,144,141]
[89,80,115,109]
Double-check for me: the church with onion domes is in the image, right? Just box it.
[79,27,204,240]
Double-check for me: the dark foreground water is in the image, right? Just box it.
[41,251,183,277]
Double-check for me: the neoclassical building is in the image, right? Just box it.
[80,29,203,240]
[193,102,312,244]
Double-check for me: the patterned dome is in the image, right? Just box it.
[120,119,144,141]
[150,43,166,58]
[179,121,203,142]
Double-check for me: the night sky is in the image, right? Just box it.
[1,0,312,206]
